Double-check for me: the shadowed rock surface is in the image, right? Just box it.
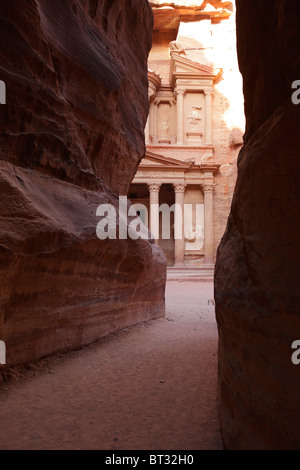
[0,282,222,451]
[215,0,300,450]
[0,0,166,366]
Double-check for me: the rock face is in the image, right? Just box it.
[150,1,233,19]
[150,0,233,34]
[0,0,166,366]
[215,0,300,449]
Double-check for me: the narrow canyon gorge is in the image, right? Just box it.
[0,0,300,451]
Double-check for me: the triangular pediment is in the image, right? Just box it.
[170,53,221,87]
[172,55,215,76]
[140,151,196,170]
[173,55,215,77]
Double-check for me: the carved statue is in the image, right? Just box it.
[161,113,170,137]
[185,225,204,246]
[185,226,197,243]
[170,41,186,56]
[187,107,202,130]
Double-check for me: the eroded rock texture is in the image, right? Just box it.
[215,0,300,449]
[150,0,233,32]
[0,0,166,366]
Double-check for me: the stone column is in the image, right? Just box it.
[175,89,185,145]
[204,90,213,146]
[148,183,161,243]
[173,183,186,266]
[152,100,159,144]
[145,114,150,145]
[203,183,215,266]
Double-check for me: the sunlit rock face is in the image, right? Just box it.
[0,0,166,366]
[150,0,233,33]
[215,0,300,450]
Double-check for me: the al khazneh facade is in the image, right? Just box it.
[129,2,245,269]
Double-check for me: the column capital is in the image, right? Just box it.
[148,183,161,192]
[202,183,215,194]
[148,86,156,103]
[153,98,160,106]
[175,88,186,97]
[173,183,186,193]
[204,89,214,96]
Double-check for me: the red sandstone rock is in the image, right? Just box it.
[215,0,300,450]
[0,0,166,366]
[150,0,233,33]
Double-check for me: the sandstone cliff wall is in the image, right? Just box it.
[215,0,300,449]
[0,0,166,366]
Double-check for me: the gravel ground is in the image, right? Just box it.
[0,281,223,450]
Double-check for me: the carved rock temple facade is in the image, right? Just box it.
[130,2,245,274]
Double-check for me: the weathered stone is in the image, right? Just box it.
[150,1,233,33]
[136,2,244,267]
[0,0,166,366]
[215,0,300,450]
[229,128,244,147]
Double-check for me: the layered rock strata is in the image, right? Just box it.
[215,0,300,450]
[0,0,166,366]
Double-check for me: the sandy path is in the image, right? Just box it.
[0,281,222,450]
